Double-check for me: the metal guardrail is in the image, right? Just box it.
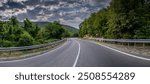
[0,39,66,52]
[90,38,150,48]
[92,38,150,43]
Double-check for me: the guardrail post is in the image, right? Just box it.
[9,48,11,57]
[143,43,145,48]
[134,43,136,48]
[0,39,67,57]
[128,42,130,48]
[122,42,123,46]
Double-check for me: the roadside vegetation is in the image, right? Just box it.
[79,0,150,39]
[0,16,74,47]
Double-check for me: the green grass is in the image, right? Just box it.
[0,40,65,60]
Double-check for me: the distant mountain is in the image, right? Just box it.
[32,22,49,27]
[62,25,79,33]
[19,22,79,33]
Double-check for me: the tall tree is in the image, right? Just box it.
[79,0,150,39]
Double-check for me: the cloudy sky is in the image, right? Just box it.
[0,0,111,28]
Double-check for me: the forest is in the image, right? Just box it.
[0,17,70,47]
[79,0,150,39]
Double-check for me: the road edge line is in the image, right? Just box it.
[0,39,69,63]
[93,41,150,61]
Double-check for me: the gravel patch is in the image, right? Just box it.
[97,41,150,57]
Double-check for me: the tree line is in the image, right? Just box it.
[0,17,70,47]
[79,0,150,39]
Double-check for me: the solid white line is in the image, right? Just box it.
[93,42,150,61]
[0,40,69,63]
[73,40,81,67]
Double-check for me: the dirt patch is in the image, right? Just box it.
[97,41,150,57]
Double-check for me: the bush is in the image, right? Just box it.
[18,32,34,46]
[0,17,70,47]
[0,40,13,47]
[72,33,79,37]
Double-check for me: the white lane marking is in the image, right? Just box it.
[91,41,150,61]
[73,40,81,67]
[0,40,69,63]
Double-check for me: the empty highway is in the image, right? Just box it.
[0,38,150,67]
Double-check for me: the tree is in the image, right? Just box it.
[72,32,79,37]
[62,29,70,37]
[45,22,65,39]
[18,32,34,46]
[9,16,19,26]
[0,17,70,47]
[79,0,150,39]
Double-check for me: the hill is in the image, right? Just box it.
[20,22,79,34]
[61,25,79,33]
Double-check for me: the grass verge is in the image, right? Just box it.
[0,39,66,61]
[96,41,150,57]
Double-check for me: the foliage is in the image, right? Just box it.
[72,32,79,37]
[45,22,65,39]
[0,17,70,47]
[18,32,34,46]
[79,0,150,39]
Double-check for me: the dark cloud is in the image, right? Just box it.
[23,0,59,6]
[0,1,25,10]
[0,0,111,28]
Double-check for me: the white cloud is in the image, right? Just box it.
[0,0,111,28]
[49,5,59,11]
[75,17,83,22]
[59,17,83,28]
[79,7,89,13]
[35,14,54,22]
[1,0,27,3]
[0,3,2,7]
[13,8,27,15]
[0,0,7,3]
[30,19,38,22]
[36,16,48,22]
[12,0,27,2]
[59,12,66,16]
[39,9,44,15]
[26,6,35,10]
[0,8,27,18]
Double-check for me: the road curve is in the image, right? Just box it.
[0,38,150,67]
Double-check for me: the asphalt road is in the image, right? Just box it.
[0,38,150,67]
